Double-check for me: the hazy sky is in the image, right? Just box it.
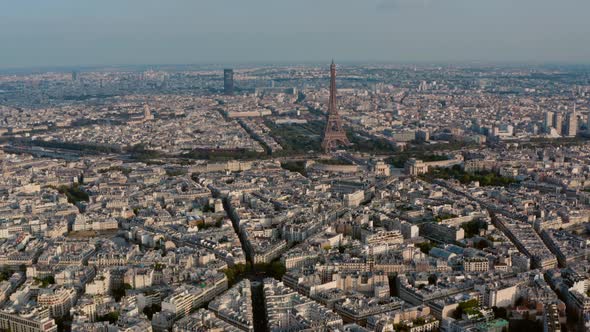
[1,0,589,68]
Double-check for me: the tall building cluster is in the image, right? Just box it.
[544,110,578,137]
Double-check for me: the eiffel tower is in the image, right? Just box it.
[321,60,350,152]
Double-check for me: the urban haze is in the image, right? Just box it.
[0,1,589,332]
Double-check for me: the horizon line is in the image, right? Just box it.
[2,60,590,74]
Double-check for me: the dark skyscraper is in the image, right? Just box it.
[71,71,78,81]
[321,60,350,152]
[224,69,234,95]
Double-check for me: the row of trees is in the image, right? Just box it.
[16,138,122,154]
[280,161,307,176]
[423,165,518,187]
[222,261,287,286]
[461,220,488,238]
[48,183,90,205]
[265,120,324,154]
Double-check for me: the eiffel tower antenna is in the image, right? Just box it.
[321,60,350,152]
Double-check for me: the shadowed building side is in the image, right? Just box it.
[224,69,234,95]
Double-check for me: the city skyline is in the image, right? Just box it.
[1,48,590,332]
[1,1,590,331]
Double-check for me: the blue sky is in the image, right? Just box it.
[1,0,589,68]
